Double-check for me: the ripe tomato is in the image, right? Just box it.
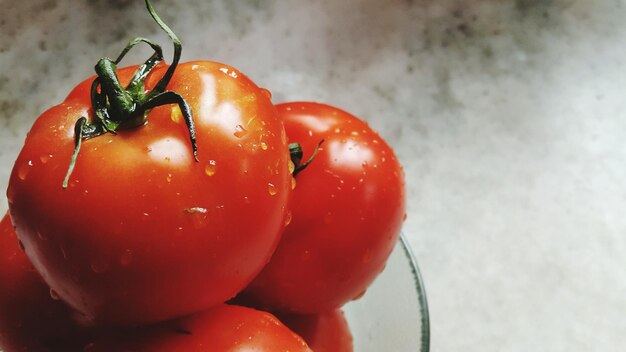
[244,102,405,313]
[84,304,311,352]
[0,213,92,351]
[7,61,291,325]
[278,309,353,352]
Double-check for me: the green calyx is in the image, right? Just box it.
[289,140,324,177]
[62,0,198,189]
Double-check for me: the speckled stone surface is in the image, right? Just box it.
[2,0,626,350]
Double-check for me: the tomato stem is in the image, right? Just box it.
[289,140,324,177]
[62,0,198,189]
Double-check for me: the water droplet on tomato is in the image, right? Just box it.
[17,161,33,180]
[234,125,248,138]
[284,211,292,227]
[260,88,272,99]
[260,142,268,150]
[90,257,110,274]
[49,288,61,301]
[351,131,359,136]
[288,160,295,174]
[119,249,133,266]
[334,128,341,134]
[205,160,217,176]
[170,105,182,123]
[166,173,173,183]
[39,154,52,164]
[352,289,367,300]
[361,161,368,167]
[268,183,278,196]
[60,246,68,260]
[291,177,297,190]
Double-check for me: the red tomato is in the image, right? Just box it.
[84,304,311,352]
[244,102,405,313]
[278,309,353,352]
[0,213,91,351]
[7,61,291,325]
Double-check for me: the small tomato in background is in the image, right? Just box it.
[84,304,311,352]
[0,213,91,352]
[278,309,353,352]
[244,102,406,313]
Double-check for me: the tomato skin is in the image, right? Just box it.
[7,62,291,325]
[85,304,312,352]
[244,102,405,313]
[278,309,353,352]
[0,213,91,352]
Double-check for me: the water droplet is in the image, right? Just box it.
[334,128,341,133]
[352,289,367,301]
[17,161,33,180]
[39,154,52,164]
[291,177,297,190]
[234,125,248,138]
[184,207,208,214]
[243,196,251,204]
[362,161,368,167]
[119,249,133,266]
[372,139,379,144]
[260,88,272,99]
[288,160,295,174]
[260,142,268,150]
[268,183,278,196]
[90,257,110,274]
[351,131,359,136]
[166,173,173,183]
[308,129,313,137]
[50,288,61,301]
[205,160,217,176]
[170,105,182,123]
[60,246,68,260]
[284,211,292,227]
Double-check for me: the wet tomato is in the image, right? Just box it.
[7,61,290,325]
[244,102,405,313]
[0,213,92,352]
[85,304,311,352]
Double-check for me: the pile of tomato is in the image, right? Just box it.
[0,1,405,351]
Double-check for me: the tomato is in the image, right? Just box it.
[7,61,291,325]
[278,309,353,352]
[84,304,311,351]
[243,102,405,313]
[0,213,92,351]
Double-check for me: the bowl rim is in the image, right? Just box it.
[399,233,431,352]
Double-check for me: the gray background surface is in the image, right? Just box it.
[1,0,625,350]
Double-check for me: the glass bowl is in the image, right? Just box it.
[343,234,430,351]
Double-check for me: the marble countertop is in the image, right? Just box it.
[1,0,625,350]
